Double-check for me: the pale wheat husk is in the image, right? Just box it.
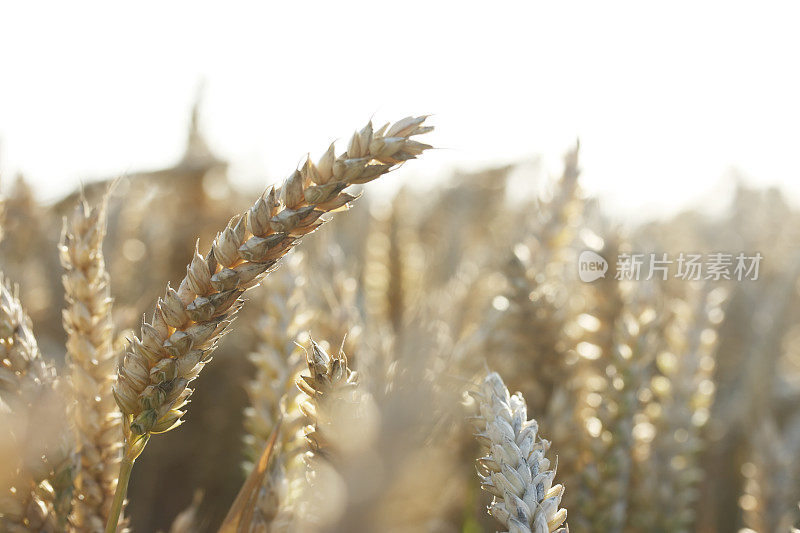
[470,371,568,533]
[243,253,308,467]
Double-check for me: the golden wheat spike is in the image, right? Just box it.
[60,193,124,531]
[105,116,432,532]
[1,279,75,531]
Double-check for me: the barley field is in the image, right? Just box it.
[1,108,800,533]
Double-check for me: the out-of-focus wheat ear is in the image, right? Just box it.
[740,416,798,532]
[470,371,568,533]
[243,253,307,467]
[0,180,5,245]
[296,340,359,458]
[472,149,585,505]
[242,253,310,529]
[363,188,423,343]
[537,140,582,255]
[60,192,125,531]
[268,339,361,532]
[482,242,573,417]
[478,143,584,415]
[572,281,663,533]
[106,116,431,532]
[167,490,203,533]
[302,244,362,358]
[1,277,76,532]
[628,285,726,531]
[268,384,312,533]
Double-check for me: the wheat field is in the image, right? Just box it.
[1,108,800,533]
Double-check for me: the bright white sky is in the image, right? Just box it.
[1,1,799,219]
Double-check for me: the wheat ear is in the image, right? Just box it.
[740,416,798,532]
[243,254,306,467]
[273,340,359,531]
[536,142,581,254]
[574,287,661,532]
[107,116,432,532]
[630,287,724,531]
[302,245,362,355]
[470,371,568,533]
[0,279,74,531]
[60,195,124,531]
[297,340,359,457]
[0,181,5,245]
[243,254,309,530]
[252,254,361,532]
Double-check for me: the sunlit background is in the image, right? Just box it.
[2,1,799,219]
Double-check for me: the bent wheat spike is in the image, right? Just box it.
[471,371,568,533]
[107,115,432,532]
[60,195,124,531]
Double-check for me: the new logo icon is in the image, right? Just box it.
[578,250,608,282]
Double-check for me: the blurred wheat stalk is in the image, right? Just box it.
[1,107,800,533]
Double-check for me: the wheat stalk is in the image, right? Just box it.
[0,278,74,531]
[60,194,125,531]
[107,115,432,532]
[470,371,568,533]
